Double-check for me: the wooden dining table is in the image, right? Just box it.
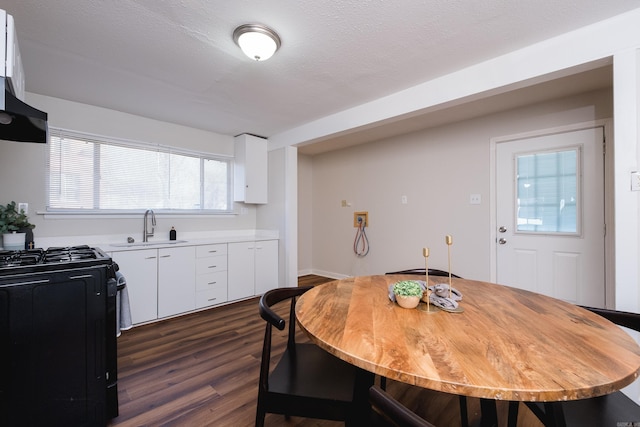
[295,275,640,426]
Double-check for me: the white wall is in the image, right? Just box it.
[0,94,258,244]
[259,146,297,288]
[302,89,612,280]
[297,153,313,274]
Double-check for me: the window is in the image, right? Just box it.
[47,128,232,213]
[515,147,580,234]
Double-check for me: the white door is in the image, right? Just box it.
[496,126,605,306]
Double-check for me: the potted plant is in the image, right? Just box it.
[0,201,35,250]
[393,280,424,309]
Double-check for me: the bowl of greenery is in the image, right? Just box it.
[393,280,424,309]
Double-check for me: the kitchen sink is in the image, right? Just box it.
[110,240,187,247]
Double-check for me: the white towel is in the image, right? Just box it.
[116,271,133,336]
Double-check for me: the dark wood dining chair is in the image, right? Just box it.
[384,268,469,427]
[369,385,437,427]
[515,306,640,427]
[255,286,359,427]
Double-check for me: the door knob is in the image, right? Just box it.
[498,226,507,233]
[498,238,507,245]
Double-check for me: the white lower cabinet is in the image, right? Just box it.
[111,249,158,324]
[254,240,279,295]
[158,246,196,318]
[195,244,228,309]
[228,240,278,301]
[112,238,277,325]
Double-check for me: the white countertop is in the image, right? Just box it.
[34,229,279,251]
[100,234,278,252]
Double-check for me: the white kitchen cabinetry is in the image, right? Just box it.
[111,249,158,324]
[195,244,228,309]
[158,246,196,318]
[234,133,268,204]
[110,237,276,326]
[228,240,278,301]
[254,240,279,295]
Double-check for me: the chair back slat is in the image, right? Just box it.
[386,268,461,279]
[580,306,640,332]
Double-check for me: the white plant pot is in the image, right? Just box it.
[395,294,421,309]
[2,232,26,251]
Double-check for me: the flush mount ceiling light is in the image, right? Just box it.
[233,24,281,61]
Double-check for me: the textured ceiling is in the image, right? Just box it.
[1,1,636,144]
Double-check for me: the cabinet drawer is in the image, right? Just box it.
[196,244,227,258]
[196,284,227,309]
[196,255,227,274]
[196,271,227,291]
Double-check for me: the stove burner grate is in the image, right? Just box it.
[0,249,44,268]
[43,245,98,263]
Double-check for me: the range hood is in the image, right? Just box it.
[0,77,48,143]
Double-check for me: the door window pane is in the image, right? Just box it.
[516,148,579,234]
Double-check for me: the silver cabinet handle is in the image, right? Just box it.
[498,238,507,245]
[12,279,49,286]
[160,255,171,258]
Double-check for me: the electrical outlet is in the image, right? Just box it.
[18,203,28,214]
[469,194,481,205]
[354,211,369,227]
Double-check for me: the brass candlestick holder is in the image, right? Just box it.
[446,235,453,298]
[420,247,437,313]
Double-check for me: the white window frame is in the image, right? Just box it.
[46,128,234,215]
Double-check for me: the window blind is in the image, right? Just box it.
[47,128,232,213]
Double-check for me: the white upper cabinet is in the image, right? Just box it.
[234,133,268,204]
[1,10,25,99]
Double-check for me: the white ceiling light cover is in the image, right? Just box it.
[233,24,281,61]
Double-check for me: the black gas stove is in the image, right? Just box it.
[0,245,111,274]
[0,244,119,425]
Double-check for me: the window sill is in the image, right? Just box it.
[38,211,238,220]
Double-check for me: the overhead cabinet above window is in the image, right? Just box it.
[234,133,268,204]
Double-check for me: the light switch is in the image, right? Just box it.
[631,172,640,191]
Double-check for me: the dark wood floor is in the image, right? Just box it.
[108,275,541,427]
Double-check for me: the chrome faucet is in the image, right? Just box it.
[143,209,156,242]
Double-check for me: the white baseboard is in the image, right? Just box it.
[298,269,349,280]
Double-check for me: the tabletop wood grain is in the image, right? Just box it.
[295,275,640,402]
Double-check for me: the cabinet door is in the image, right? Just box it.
[234,134,268,204]
[227,241,255,301]
[158,246,196,318]
[112,250,158,324]
[1,267,107,425]
[255,240,279,295]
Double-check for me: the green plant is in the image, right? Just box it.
[393,280,423,297]
[0,201,35,234]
